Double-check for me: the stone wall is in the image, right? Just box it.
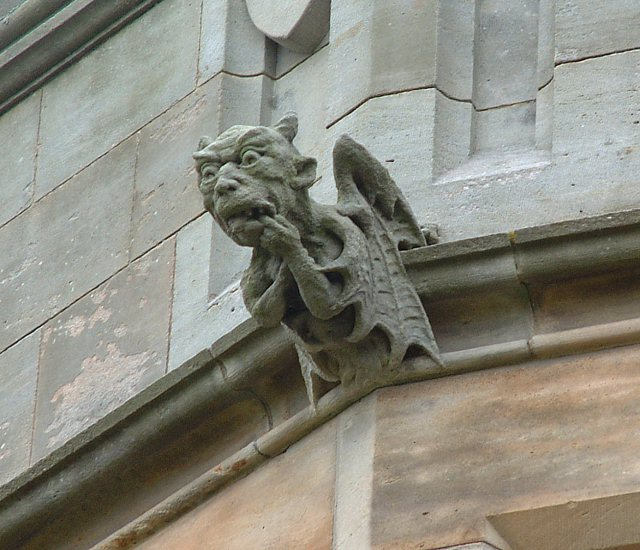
[1,0,639,491]
[133,345,640,550]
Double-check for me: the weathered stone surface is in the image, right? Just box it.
[471,102,537,153]
[0,138,135,353]
[275,31,328,78]
[491,491,640,550]
[246,0,330,54]
[32,239,174,461]
[0,330,39,486]
[327,0,437,125]
[35,0,199,198]
[556,0,640,63]
[529,269,640,335]
[198,0,274,85]
[432,92,473,179]
[0,90,39,227]
[137,418,337,550]
[333,394,376,549]
[417,50,640,242]
[272,45,328,172]
[132,74,269,259]
[369,345,640,548]
[435,0,474,101]
[472,0,539,110]
[168,215,250,372]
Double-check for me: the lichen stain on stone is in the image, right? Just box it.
[45,343,154,450]
[88,305,112,329]
[91,288,109,305]
[133,257,151,277]
[42,326,54,345]
[62,315,86,337]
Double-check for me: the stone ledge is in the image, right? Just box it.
[2,210,640,548]
[0,0,165,115]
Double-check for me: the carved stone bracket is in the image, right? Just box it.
[194,113,443,404]
[244,0,329,53]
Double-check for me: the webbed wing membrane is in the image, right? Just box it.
[332,134,442,368]
[333,135,426,251]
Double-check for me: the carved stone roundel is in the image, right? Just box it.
[245,0,330,54]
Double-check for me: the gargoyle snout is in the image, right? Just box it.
[215,177,239,196]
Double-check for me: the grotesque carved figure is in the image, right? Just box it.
[194,114,442,403]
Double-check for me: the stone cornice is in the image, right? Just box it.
[2,210,640,548]
[0,0,164,115]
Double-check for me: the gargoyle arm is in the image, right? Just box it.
[260,214,346,321]
[284,245,346,321]
[241,260,288,328]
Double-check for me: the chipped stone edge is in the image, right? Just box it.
[2,209,640,547]
[0,0,166,115]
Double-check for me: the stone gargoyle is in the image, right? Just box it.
[194,114,442,404]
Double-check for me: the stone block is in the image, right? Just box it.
[275,32,328,78]
[537,0,556,88]
[427,286,532,353]
[471,102,537,153]
[0,330,39,486]
[0,138,135,353]
[535,79,554,150]
[272,46,329,168]
[0,90,40,227]
[529,269,640,335]
[168,215,250,372]
[137,418,337,550]
[556,0,640,63]
[435,0,475,101]
[432,92,473,179]
[32,239,174,461]
[327,0,437,125]
[131,74,269,259]
[490,492,640,550]
[333,394,376,550]
[369,345,640,548]
[198,0,275,85]
[35,0,200,198]
[472,0,539,110]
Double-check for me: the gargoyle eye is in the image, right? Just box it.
[201,163,220,179]
[240,149,262,167]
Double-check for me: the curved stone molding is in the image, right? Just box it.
[0,0,163,115]
[245,0,329,53]
[2,209,640,548]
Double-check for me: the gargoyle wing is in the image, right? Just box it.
[332,134,442,369]
[333,134,426,251]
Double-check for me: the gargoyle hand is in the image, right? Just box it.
[259,214,303,258]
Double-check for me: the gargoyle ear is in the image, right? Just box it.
[294,156,317,189]
[273,112,298,142]
[197,136,213,150]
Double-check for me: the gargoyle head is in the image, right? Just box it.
[193,113,317,247]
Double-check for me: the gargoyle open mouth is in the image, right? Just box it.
[224,204,276,227]
[217,201,277,246]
